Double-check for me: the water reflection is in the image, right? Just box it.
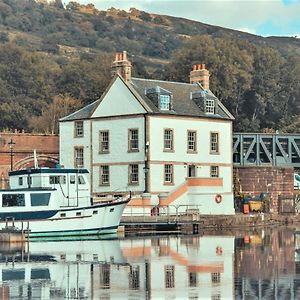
[0,228,299,299]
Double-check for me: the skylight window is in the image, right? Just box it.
[160,95,171,110]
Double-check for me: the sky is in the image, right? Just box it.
[71,0,300,37]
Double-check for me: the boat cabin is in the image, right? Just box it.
[1,168,91,209]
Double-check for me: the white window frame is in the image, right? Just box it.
[160,95,171,110]
[205,99,215,114]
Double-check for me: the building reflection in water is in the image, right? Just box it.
[0,235,235,299]
[3,229,299,299]
[234,227,298,299]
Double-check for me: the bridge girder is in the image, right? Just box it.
[233,133,300,168]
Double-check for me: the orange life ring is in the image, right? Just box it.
[215,194,222,204]
[216,246,223,255]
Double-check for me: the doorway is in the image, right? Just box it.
[188,165,196,177]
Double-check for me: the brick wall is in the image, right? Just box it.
[0,131,59,187]
[234,166,294,213]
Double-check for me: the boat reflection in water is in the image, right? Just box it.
[0,235,235,299]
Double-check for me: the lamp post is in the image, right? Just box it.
[8,138,15,171]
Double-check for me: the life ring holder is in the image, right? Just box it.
[215,194,222,204]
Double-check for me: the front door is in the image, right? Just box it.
[188,165,196,177]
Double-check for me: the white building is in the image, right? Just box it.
[60,51,235,215]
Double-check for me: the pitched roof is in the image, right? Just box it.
[60,75,234,122]
[60,99,100,121]
[130,77,234,120]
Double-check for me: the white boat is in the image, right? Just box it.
[0,168,130,238]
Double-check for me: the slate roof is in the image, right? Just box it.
[60,99,100,121]
[60,75,234,122]
[130,78,233,120]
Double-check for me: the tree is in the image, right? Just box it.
[29,94,82,134]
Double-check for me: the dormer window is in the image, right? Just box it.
[160,95,171,110]
[205,99,215,114]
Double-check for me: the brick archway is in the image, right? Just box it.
[14,155,59,170]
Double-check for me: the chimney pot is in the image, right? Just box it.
[123,51,127,61]
[189,63,210,89]
[111,51,132,82]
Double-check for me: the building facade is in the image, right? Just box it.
[60,52,235,215]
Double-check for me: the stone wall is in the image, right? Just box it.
[234,166,294,213]
[0,131,59,188]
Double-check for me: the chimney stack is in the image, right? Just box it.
[111,51,132,83]
[189,63,210,90]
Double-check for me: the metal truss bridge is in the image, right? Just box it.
[233,133,300,168]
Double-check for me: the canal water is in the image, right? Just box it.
[0,227,299,299]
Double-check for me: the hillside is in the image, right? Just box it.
[0,1,299,65]
[0,0,299,134]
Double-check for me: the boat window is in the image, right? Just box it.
[50,176,66,185]
[27,176,32,186]
[31,269,50,280]
[70,175,75,184]
[2,194,25,207]
[19,177,23,186]
[30,193,51,206]
[78,175,85,185]
[2,269,25,281]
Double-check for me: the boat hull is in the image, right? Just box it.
[0,200,128,238]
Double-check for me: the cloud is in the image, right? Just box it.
[73,0,300,36]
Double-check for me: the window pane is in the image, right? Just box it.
[129,266,140,290]
[210,166,219,177]
[129,129,139,151]
[75,147,84,168]
[187,131,196,151]
[165,265,175,288]
[2,194,25,207]
[210,133,219,152]
[129,164,139,183]
[75,121,83,137]
[100,166,109,185]
[78,175,85,185]
[164,164,173,183]
[100,131,109,152]
[205,99,215,114]
[160,95,170,110]
[164,129,173,150]
[31,193,51,206]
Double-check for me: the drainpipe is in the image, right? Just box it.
[144,114,149,193]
